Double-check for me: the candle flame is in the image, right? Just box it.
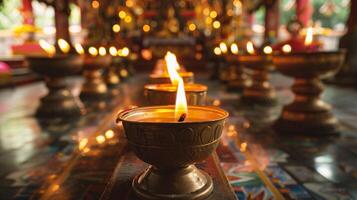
[230,43,239,54]
[39,39,55,55]
[263,46,273,54]
[57,38,70,54]
[74,43,84,55]
[109,46,117,56]
[305,27,313,46]
[175,79,188,120]
[213,47,222,55]
[88,46,98,56]
[282,44,292,53]
[165,52,181,85]
[121,47,130,57]
[246,41,255,55]
[219,42,228,54]
[99,46,107,56]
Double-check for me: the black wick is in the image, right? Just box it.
[178,113,186,122]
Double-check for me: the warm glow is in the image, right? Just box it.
[112,24,121,32]
[282,44,292,53]
[210,11,217,18]
[141,49,152,60]
[246,41,255,55]
[263,46,273,54]
[219,42,228,54]
[213,47,222,55]
[188,23,196,31]
[230,43,239,54]
[92,0,99,9]
[78,138,88,151]
[240,142,247,152]
[121,47,130,57]
[120,69,128,77]
[126,0,134,7]
[88,46,98,56]
[118,11,127,19]
[39,39,55,55]
[57,38,70,54]
[165,51,181,85]
[143,24,151,32]
[109,46,117,56]
[105,129,115,139]
[96,135,106,144]
[205,17,212,24]
[99,46,107,56]
[213,21,221,29]
[305,27,313,46]
[175,79,188,120]
[74,43,84,55]
[203,8,210,16]
[124,15,132,23]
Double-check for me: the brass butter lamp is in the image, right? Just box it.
[27,39,84,118]
[272,50,346,135]
[117,80,228,199]
[238,42,277,106]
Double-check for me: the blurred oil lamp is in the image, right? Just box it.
[149,52,194,84]
[105,46,121,88]
[237,42,276,105]
[80,45,111,100]
[26,39,84,118]
[272,49,346,135]
[116,79,228,199]
[224,42,251,92]
[145,58,207,106]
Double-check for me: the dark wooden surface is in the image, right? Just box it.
[0,72,356,199]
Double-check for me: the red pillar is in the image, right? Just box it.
[22,0,34,25]
[296,0,313,27]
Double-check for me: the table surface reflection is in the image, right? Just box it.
[0,73,356,199]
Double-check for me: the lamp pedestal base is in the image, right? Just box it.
[36,77,84,118]
[133,165,213,200]
[274,78,339,135]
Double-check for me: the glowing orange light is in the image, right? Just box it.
[263,46,273,55]
[213,21,221,29]
[109,46,117,56]
[39,39,55,55]
[98,46,107,56]
[143,24,151,32]
[188,23,196,31]
[240,142,247,152]
[92,0,99,9]
[112,24,120,32]
[213,99,221,106]
[105,129,115,139]
[175,79,188,120]
[165,52,181,85]
[57,38,70,54]
[246,41,255,55]
[96,135,106,144]
[213,47,222,55]
[74,43,84,55]
[219,42,227,53]
[305,27,313,46]
[78,138,88,151]
[210,11,218,18]
[118,11,126,19]
[282,44,292,53]
[88,47,98,56]
[121,47,130,57]
[230,43,239,54]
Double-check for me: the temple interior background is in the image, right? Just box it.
[0,0,356,199]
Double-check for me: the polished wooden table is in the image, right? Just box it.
[0,73,356,199]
